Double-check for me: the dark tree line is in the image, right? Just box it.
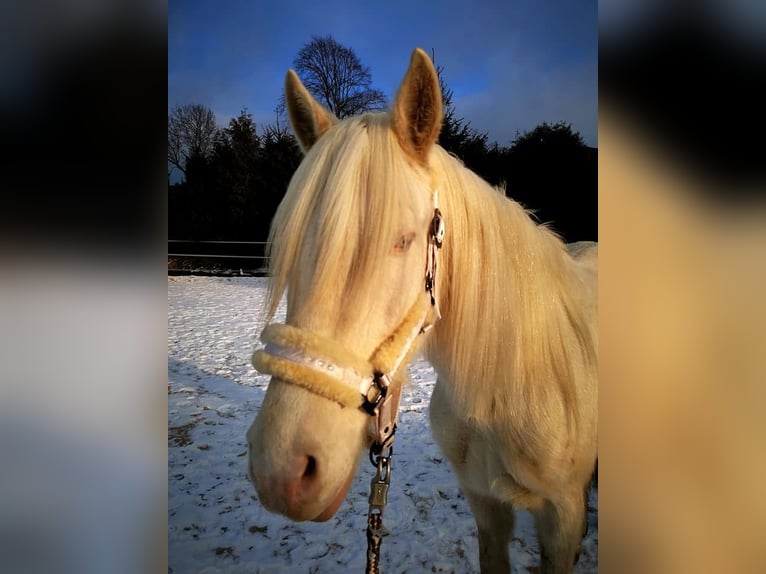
[168,109,301,242]
[433,56,596,243]
[169,37,596,247]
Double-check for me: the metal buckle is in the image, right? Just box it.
[368,451,392,517]
[369,433,396,466]
[431,208,445,248]
[361,372,389,416]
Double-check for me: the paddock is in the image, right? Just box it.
[168,276,598,573]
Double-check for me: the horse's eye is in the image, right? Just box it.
[393,232,415,253]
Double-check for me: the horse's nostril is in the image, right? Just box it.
[304,455,317,479]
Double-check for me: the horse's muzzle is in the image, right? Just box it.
[249,448,324,521]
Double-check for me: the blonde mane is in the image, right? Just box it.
[427,146,597,455]
[266,110,596,456]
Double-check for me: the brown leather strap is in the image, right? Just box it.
[373,376,404,450]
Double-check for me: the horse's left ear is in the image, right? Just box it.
[392,48,443,165]
[285,69,338,153]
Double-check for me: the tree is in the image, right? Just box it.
[168,103,218,179]
[283,35,387,119]
[506,122,595,241]
[431,51,491,174]
[509,121,586,154]
[211,108,261,232]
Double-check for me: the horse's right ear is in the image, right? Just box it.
[285,69,338,153]
[391,48,443,165]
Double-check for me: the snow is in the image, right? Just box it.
[168,276,598,573]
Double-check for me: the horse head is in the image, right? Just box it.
[247,48,444,522]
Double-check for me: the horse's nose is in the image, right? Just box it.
[249,449,322,517]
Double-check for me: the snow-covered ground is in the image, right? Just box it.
[168,276,597,573]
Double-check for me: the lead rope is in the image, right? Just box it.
[365,450,392,574]
[364,201,444,574]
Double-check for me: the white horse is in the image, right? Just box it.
[248,48,597,573]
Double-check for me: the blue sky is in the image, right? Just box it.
[169,0,597,147]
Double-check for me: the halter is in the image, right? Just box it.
[252,198,444,452]
[252,194,444,574]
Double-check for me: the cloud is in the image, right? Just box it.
[455,54,598,147]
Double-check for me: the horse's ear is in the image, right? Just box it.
[285,69,338,153]
[392,48,443,165]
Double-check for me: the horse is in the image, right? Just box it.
[247,48,598,573]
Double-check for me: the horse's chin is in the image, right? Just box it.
[310,468,355,522]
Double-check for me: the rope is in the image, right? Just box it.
[365,450,392,574]
[365,513,383,574]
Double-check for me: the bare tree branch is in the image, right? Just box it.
[168,103,217,178]
[284,35,387,120]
